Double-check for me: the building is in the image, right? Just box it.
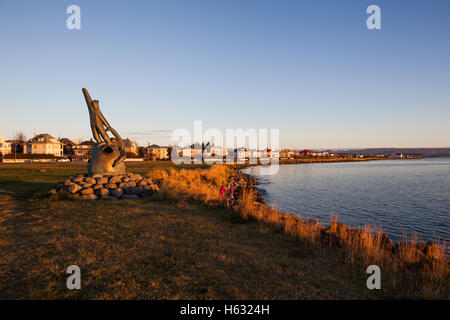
[299,149,312,157]
[280,148,294,159]
[235,148,249,162]
[123,138,139,155]
[60,138,76,156]
[72,140,93,157]
[0,134,12,155]
[145,144,169,160]
[311,151,329,157]
[24,134,64,156]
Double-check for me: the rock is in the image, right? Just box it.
[68,184,82,194]
[85,177,96,184]
[72,177,84,183]
[92,174,103,178]
[48,188,57,194]
[94,188,110,197]
[129,174,142,181]
[110,188,124,198]
[118,182,127,189]
[109,176,122,184]
[128,181,136,188]
[80,187,94,195]
[122,194,139,200]
[93,184,104,190]
[138,181,147,187]
[80,182,93,188]
[105,183,117,189]
[121,176,130,183]
[101,195,119,200]
[64,179,74,186]
[96,177,109,185]
[81,194,97,200]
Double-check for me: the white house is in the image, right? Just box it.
[123,138,139,155]
[145,144,169,160]
[24,134,64,156]
[0,134,12,155]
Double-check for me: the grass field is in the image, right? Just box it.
[0,162,446,299]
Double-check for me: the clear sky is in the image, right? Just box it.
[0,0,449,149]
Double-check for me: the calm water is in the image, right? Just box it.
[243,158,450,242]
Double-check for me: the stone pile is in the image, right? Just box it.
[49,172,159,200]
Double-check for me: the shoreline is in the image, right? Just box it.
[231,163,448,258]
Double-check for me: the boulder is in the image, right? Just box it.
[94,188,110,197]
[105,183,118,189]
[72,176,84,183]
[110,188,124,198]
[109,176,122,184]
[121,176,130,183]
[118,182,127,189]
[81,194,97,200]
[80,187,94,195]
[138,181,147,187]
[85,177,96,184]
[68,184,82,194]
[95,177,109,185]
[129,174,142,181]
[93,184,104,190]
[64,179,74,186]
[80,182,93,188]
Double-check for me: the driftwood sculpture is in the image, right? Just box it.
[82,88,126,175]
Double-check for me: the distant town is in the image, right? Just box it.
[1,131,448,164]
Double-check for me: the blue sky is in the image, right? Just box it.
[0,0,449,148]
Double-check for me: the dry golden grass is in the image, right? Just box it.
[149,165,229,205]
[0,162,448,299]
[139,163,449,298]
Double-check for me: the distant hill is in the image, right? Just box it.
[325,148,450,157]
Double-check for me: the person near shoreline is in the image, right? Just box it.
[220,183,226,199]
[229,184,235,199]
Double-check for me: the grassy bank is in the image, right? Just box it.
[0,162,448,299]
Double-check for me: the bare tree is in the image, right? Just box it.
[13,130,27,143]
[12,130,27,154]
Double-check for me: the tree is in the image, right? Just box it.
[12,130,27,153]
[13,130,27,143]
